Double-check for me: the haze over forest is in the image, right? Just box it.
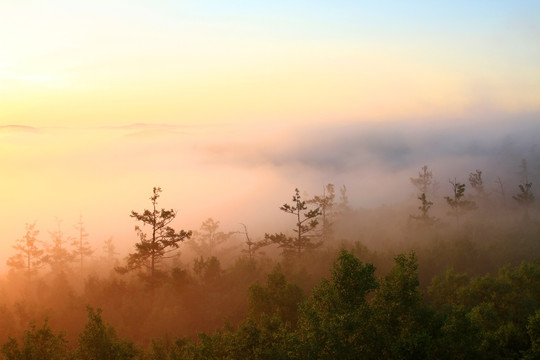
[1,1,540,359]
[0,117,539,263]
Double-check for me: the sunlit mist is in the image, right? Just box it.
[1,1,540,357]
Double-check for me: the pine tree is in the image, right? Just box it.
[265,188,321,256]
[116,187,191,288]
[6,223,44,279]
[411,165,433,195]
[468,169,485,198]
[240,223,266,259]
[308,184,336,242]
[513,182,534,220]
[103,237,119,265]
[445,179,476,226]
[410,193,437,227]
[337,185,351,215]
[410,166,437,227]
[187,218,232,257]
[44,219,76,274]
[72,215,93,279]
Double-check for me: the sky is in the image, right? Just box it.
[2,1,540,126]
[0,1,539,267]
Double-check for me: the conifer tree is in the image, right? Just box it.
[410,165,433,194]
[337,185,351,214]
[77,307,138,360]
[445,179,476,226]
[6,223,44,279]
[44,219,76,274]
[513,182,534,220]
[495,176,507,207]
[265,188,321,256]
[410,193,437,227]
[468,169,484,196]
[72,215,93,278]
[187,218,232,257]
[308,184,336,242]
[103,237,119,265]
[240,223,266,259]
[410,166,437,227]
[116,187,191,288]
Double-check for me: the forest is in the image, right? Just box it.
[0,159,539,360]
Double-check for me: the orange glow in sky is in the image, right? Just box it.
[1,1,539,268]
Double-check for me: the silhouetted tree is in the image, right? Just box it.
[520,158,531,183]
[6,223,44,279]
[468,169,487,205]
[116,187,191,288]
[337,185,351,214]
[1,320,69,360]
[495,176,507,207]
[265,188,321,256]
[240,223,266,259]
[249,266,303,326]
[298,250,378,359]
[410,193,437,227]
[410,166,437,227]
[371,252,432,359]
[43,219,75,274]
[72,215,93,278]
[77,307,138,360]
[187,218,232,257]
[102,237,119,266]
[526,310,540,360]
[193,256,221,284]
[411,165,433,194]
[445,179,476,226]
[308,184,336,242]
[513,182,534,220]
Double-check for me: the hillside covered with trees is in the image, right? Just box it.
[0,161,539,359]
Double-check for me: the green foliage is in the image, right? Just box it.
[1,319,68,360]
[371,252,433,359]
[193,256,222,284]
[153,315,295,360]
[526,310,540,360]
[298,250,378,359]
[428,268,469,308]
[329,250,377,309]
[430,305,483,360]
[77,307,138,360]
[226,316,295,360]
[249,266,304,326]
[427,259,540,359]
[0,251,540,360]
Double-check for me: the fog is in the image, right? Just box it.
[1,113,539,263]
[1,113,540,353]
